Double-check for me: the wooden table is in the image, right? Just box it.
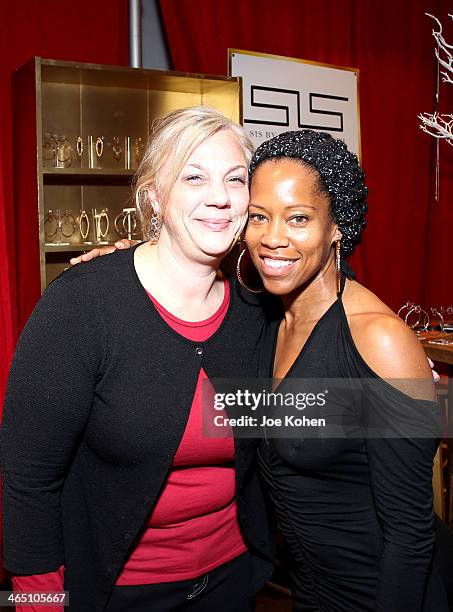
[420,331,453,367]
[419,332,453,412]
[420,332,453,506]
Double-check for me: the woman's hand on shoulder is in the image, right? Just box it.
[69,239,137,265]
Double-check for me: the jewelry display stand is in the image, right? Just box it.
[12,58,241,324]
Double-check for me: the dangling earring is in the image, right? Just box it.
[148,208,161,244]
[236,245,265,294]
[336,240,341,296]
[136,187,161,244]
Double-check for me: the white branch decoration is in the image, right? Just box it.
[419,14,453,146]
[418,111,453,145]
[426,13,453,84]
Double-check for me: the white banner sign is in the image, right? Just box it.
[229,49,361,158]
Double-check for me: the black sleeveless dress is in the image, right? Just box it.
[258,279,448,612]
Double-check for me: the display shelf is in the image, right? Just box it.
[12,57,241,327]
[44,243,118,253]
[42,168,136,177]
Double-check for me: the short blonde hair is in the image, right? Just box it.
[134,106,254,241]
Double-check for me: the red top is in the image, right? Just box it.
[13,279,246,608]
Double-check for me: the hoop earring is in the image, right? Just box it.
[76,136,84,158]
[95,136,104,158]
[79,210,90,241]
[336,240,341,296]
[98,209,110,239]
[236,247,264,294]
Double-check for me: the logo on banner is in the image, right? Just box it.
[245,86,348,135]
[229,50,360,155]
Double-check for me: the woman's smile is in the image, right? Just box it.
[195,217,232,231]
[259,255,299,275]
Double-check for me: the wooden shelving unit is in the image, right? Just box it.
[12,58,241,328]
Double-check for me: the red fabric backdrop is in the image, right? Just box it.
[0,0,129,580]
[160,0,453,312]
[0,0,129,399]
[0,0,451,584]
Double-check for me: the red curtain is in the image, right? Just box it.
[160,0,453,311]
[0,0,129,399]
[0,0,129,580]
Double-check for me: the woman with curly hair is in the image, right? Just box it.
[241,130,448,611]
[67,125,447,611]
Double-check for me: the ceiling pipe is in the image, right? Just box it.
[129,0,142,68]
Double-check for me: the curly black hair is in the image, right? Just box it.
[249,130,367,257]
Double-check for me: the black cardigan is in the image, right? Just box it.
[1,245,275,611]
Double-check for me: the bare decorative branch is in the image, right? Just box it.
[418,112,453,146]
[426,13,453,84]
[419,15,453,147]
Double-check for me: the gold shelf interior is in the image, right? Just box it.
[32,59,241,288]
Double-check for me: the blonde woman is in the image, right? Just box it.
[1,107,274,612]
